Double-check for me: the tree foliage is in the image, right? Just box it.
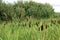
[0,0,55,21]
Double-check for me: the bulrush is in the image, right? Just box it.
[29,22,31,28]
[41,24,44,31]
[36,21,39,27]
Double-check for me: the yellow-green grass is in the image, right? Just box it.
[0,18,60,40]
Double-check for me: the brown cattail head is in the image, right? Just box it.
[36,21,39,27]
[29,22,31,28]
[41,24,44,31]
[45,24,49,29]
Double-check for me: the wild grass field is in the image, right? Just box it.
[0,0,60,40]
[0,18,60,40]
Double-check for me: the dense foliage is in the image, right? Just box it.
[0,0,55,21]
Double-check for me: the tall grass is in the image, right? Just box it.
[0,20,60,40]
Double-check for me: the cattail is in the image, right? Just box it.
[51,19,56,24]
[3,21,7,28]
[38,27,40,31]
[36,21,39,27]
[50,24,52,26]
[29,22,31,28]
[41,24,44,31]
[26,18,28,21]
[57,20,60,24]
[21,22,26,27]
[24,23,26,26]
[45,24,49,29]
[24,16,29,21]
